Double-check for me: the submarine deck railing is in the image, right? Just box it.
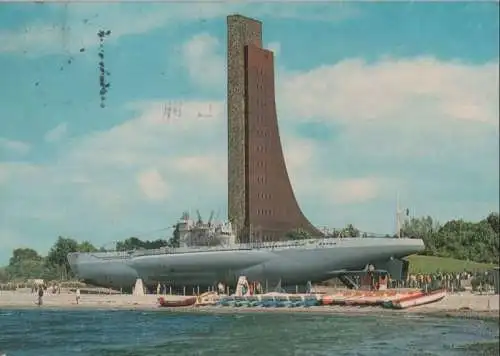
[88,236,417,260]
[89,238,340,259]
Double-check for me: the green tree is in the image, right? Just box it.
[77,241,98,252]
[146,239,168,249]
[168,225,181,248]
[5,248,58,281]
[486,212,499,234]
[285,228,311,240]
[7,259,52,280]
[0,267,8,282]
[116,237,144,251]
[401,213,499,264]
[342,224,360,237]
[401,216,441,255]
[46,236,79,279]
[116,237,168,251]
[9,248,41,266]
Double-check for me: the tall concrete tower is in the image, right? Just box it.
[227,14,321,242]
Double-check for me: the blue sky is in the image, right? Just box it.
[0,2,498,264]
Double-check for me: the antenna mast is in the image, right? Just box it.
[396,192,401,239]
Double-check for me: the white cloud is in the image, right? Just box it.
[279,57,499,127]
[0,99,231,262]
[2,100,226,223]
[267,41,281,56]
[0,162,39,184]
[0,3,359,56]
[323,178,382,205]
[181,33,224,89]
[0,138,31,156]
[275,57,499,171]
[172,155,226,184]
[137,169,169,201]
[44,122,68,143]
[0,4,220,56]
[281,138,389,205]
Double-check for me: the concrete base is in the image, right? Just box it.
[133,278,145,296]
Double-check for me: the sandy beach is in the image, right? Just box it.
[1,290,498,320]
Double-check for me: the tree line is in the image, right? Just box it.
[0,234,179,283]
[285,213,499,264]
[401,212,499,264]
[1,212,498,283]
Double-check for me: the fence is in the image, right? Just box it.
[2,271,497,295]
[0,280,86,291]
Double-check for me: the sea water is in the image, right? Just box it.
[0,309,498,356]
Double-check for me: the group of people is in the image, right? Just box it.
[331,270,496,293]
[389,270,495,293]
[31,282,61,295]
[153,280,266,297]
[31,283,80,306]
[236,279,264,296]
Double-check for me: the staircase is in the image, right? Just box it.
[338,275,359,289]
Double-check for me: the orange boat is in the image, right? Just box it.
[382,289,445,309]
[157,296,197,308]
[390,289,446,309]
[393,290,425,303]
[320,295,335,305]
[321,289,412,306]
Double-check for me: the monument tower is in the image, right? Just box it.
[227,14,322,242]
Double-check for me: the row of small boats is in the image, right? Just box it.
[218,293,320,308]
[320,289,446,309]
[157,289,447,310]
[157,292,320,308]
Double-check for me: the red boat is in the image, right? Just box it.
[384,289,446,309]
[157,296,197,308]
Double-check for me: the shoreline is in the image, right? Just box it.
[2,304,498,322]
[1,291,498,321]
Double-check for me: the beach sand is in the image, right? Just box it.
[0,290,498,320]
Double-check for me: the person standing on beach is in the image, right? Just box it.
[37,287,44,306]
[75,288,81,304]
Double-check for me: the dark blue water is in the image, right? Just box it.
[0,309,498,356]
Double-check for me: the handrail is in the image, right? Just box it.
[90,237,340,259]
[86,235,407,259]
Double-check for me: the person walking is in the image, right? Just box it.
[75,288,81,305]
[37,287,44,306]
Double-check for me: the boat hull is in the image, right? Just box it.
[157,296,197,308]
[68,238,425,291]
[383,289,446,309]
